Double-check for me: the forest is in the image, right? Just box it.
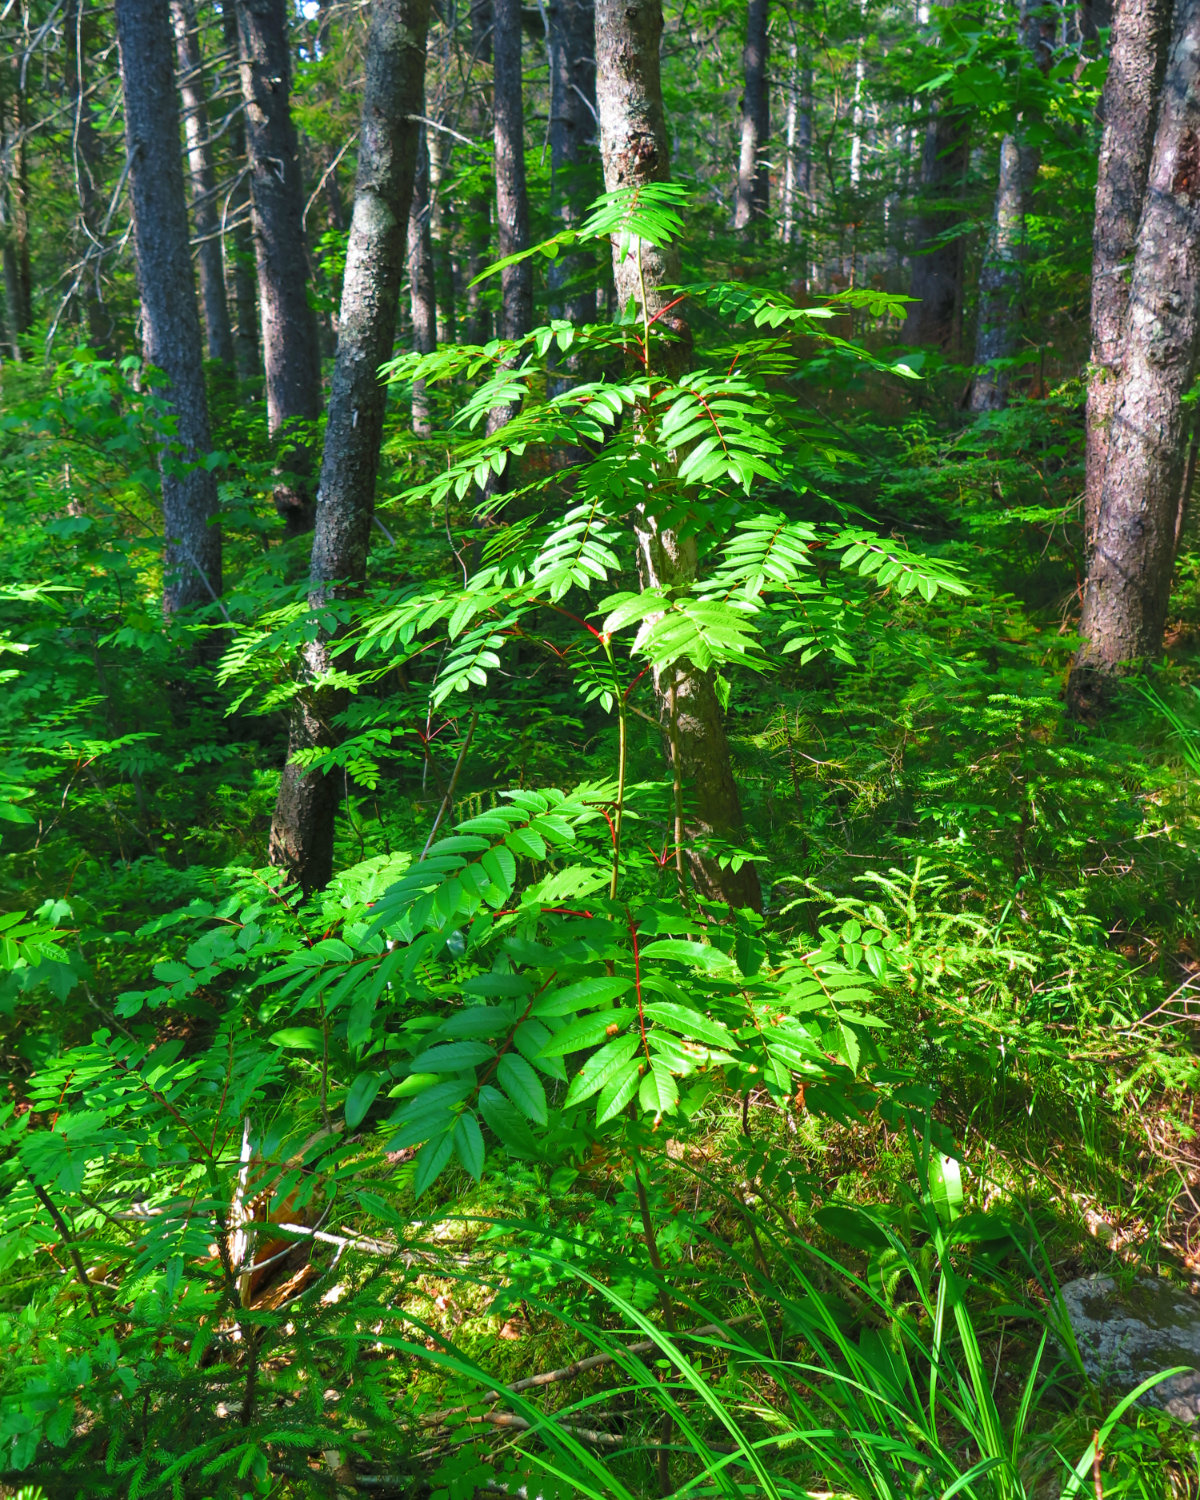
[3,0,1200,1491]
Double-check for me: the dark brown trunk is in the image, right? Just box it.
[409,128,437,435]
[115,0,222,616]
[492,0,532,342]
[1083,0,1171,544]
[171,0,236,367]
[269,0,430,893]
[222,1,261,386]
[595,0,761,912]
[236,0,324,532]
[904,82,968,348]
[427,128,457,344]
[0,74,32,359]
[969,0,1054,410]
[1069,0,1200,716]
[734,0,770,230]
[465,0,492,345]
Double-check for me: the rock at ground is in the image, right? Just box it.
[1060,1274,1200,1424]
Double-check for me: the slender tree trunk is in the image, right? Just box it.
[848,0,868,191]
[492,0,532,342]
[734,0,770,229]
[236,0,324,532]
[0,75,32,359]
[269,0,430,892]
[409,128,437,435]
[171,0,235,367]
[595,0,762,912]
[63,0,113,355]
[904,0,968,351]
[482,0,532,463]
[465,0,492,345]
[1069,0,1200,716]
[115,0,222,615]
[222,1,261,386]
[547,0,598,388]
[969,0,1054,411]
[1083,0,1171,544]
[427,128,457,344]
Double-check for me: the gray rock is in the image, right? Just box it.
[1060,1274,1200,1424]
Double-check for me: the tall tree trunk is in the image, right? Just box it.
[1083,0,1171,544]
[408,128,437,435]
[0,74,32,359]
[969,0,1054,411]
[492,0,532,342]
[63,0,113,355]
[595,0,762,912]
[115,0,222,615]
[781,37,811,253]
[482,0,532,462]
[734,0,770,230]
[904,99,968,348]
[171,0,236,367]
[547,0,598,388]
[847,0,868,191]
[222,1,261,386]
[465,0,492,345]
[427,128,457,344]
[1069,0,1200,717]
[905,0,968,351]
[236,0,324,532]
[269,0,430,893]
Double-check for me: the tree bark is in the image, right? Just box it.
[595,0,761,912]
[0,73,32,359]
[782,36,812,262]
[236,0,324,532]
[222,1,261,386]
[1083,0,1171,544]
[408,128,437,436]
[115,0,222,615]
[427,128,457,344]
[63,0,114,355]
[904,0,968,356]
[1069,0,1200,716]
[547,0,598,388]
[969,0,1055,411]
[269,0,430,893]
[464,0,493,345]
[171,0,236,367]
[734,0,770,230]
[492,0,532,342]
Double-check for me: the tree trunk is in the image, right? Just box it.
[465,0,492,345]
[269,0,430,893]
[408,128,437,436]
[734,0,770,230]
[904,0,968,355]
[63,0,114,355]
[969,0,1054,411]
[1083,0,1171,544]
[427,128,457,344]
[595,0,762,912]
[847,0,868,192]
[115,0,222,616]
[547,0,598,388]
[781,37,812,255]
[222,1,261,386]
[171,0,236,367]
[1069,0,1200,717]
[236,0,324,533]
[0,76,32,359]
[492,0,532,342]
